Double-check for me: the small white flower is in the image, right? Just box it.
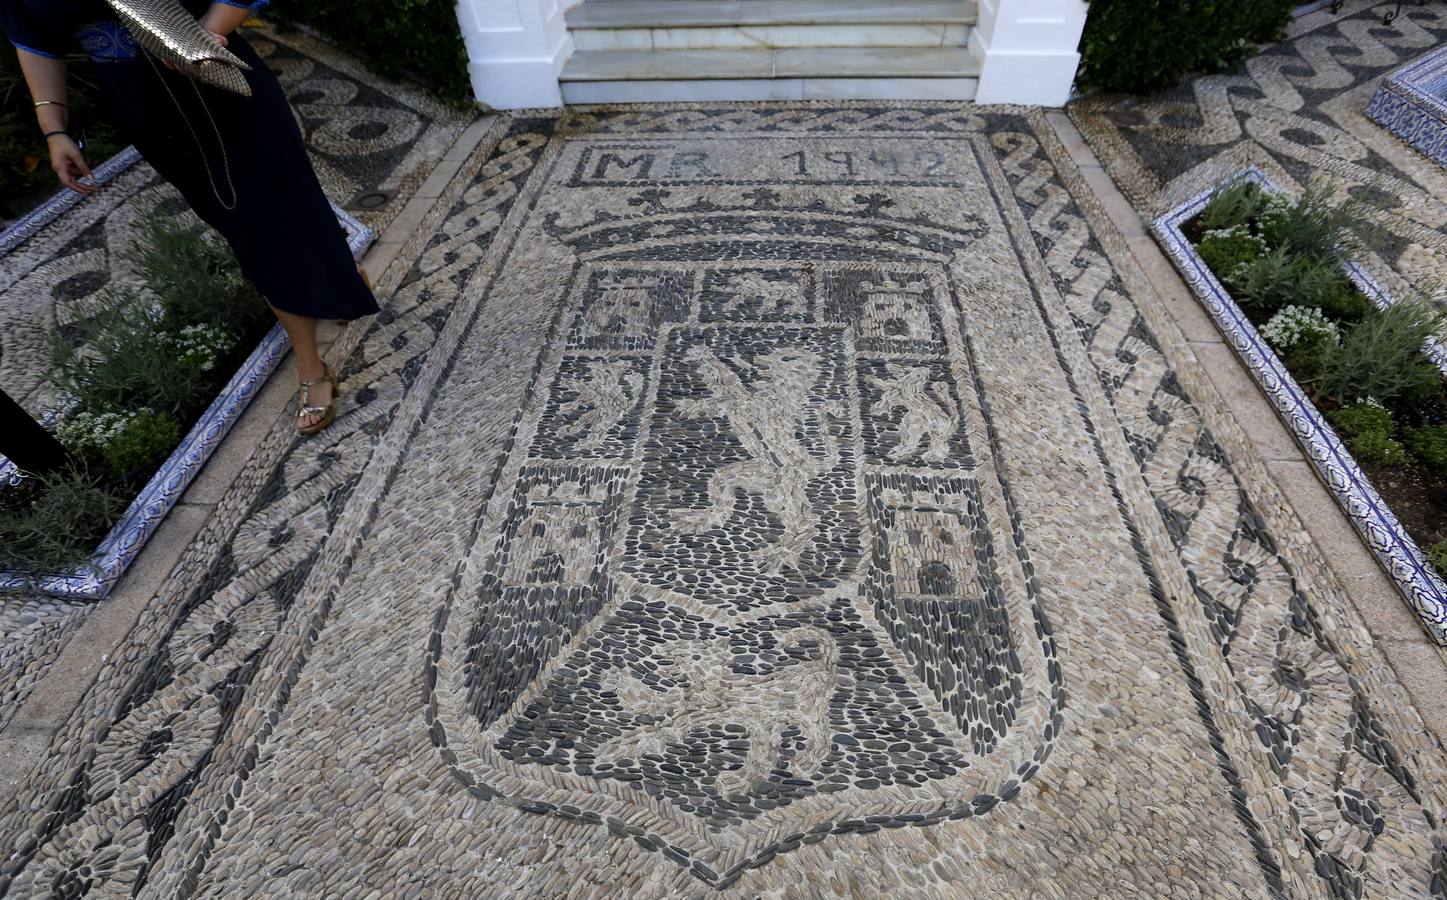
[1261,305,1339,351]
[1202,224,1265,248]
[56,408,153,453]
[168,324,235,373]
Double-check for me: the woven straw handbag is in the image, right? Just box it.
[104,0,253,95]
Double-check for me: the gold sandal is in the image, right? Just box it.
[297,366,339,436]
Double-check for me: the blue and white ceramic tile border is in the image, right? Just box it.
[0,146,374,600]
[1365,44,1447,170]
[1152,167,1447,645]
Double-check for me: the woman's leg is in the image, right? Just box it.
[269,304,332,431]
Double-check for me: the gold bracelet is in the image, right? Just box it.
[33,100,68,110]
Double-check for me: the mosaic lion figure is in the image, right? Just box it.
[594,625,839,796]
[674,344,844,574]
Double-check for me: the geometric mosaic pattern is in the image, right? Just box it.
[1070,0,1447,290]
[1,106,1444,898]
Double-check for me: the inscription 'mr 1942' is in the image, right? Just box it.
[430,137,1060,888]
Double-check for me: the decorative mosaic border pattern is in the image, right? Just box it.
[1152,167,1447,644]
[0,146,375,599]
[1365,44,1447,170]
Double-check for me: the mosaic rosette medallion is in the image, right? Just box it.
[427,133,1061,885]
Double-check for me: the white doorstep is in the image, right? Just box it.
[571,23,972,53]
[561,47,981,81]
[567,0,979,29]
[560,76,979,103]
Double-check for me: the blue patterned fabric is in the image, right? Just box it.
[74,20,139,61]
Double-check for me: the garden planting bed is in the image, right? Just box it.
[1365,43,1447,170]
[0,148,373,599]
[1153,167,1447,643]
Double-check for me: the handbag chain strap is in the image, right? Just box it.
[144,53,239,211]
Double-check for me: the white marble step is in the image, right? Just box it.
[560,76,978,103]
[569,0,976,52]
[568,0,978,29]
[562,47,981,81]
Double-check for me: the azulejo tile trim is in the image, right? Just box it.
[0,158,375,600]
[1152,166,1447,644]
[1366,44,1447,171]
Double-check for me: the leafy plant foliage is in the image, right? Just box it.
[1077,0,1298,95]
[0,464,123,576]
[1328,403,1408,468]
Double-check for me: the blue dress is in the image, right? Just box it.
[1,0,379,321]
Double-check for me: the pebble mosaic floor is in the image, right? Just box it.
[2,105,1446,897]
[1069,0,1447,291]
[0,26,466,735]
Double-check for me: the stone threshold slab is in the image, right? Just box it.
[562,47,981,81]
[568,0,979,29]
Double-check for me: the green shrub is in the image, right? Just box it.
[1259,179,1373,265]
[1428,540,1447,579]
[1274,255,1373,322]
[0,464,122,575]
[1308,298,1446,409]
[1227,246,1300,312]
[270,0,472,106]
[1199,180,1270,233]
[48,297,217,418]
[1198,226,1266,284]
[1346,427,1410,468]
[136,212,270,337]
[57,408,183,477]
[1077,0,1297,95]
[1328,402,1395,440]
[1328,403,1408,468]
[170,324,238,373]
[1405,425,1447,475]
[1311,272,1374,323]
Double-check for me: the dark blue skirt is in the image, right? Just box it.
[93,34,379,321]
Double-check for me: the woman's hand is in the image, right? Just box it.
[47,134,97,195]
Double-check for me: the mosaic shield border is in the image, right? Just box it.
[425,133,1065,887]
